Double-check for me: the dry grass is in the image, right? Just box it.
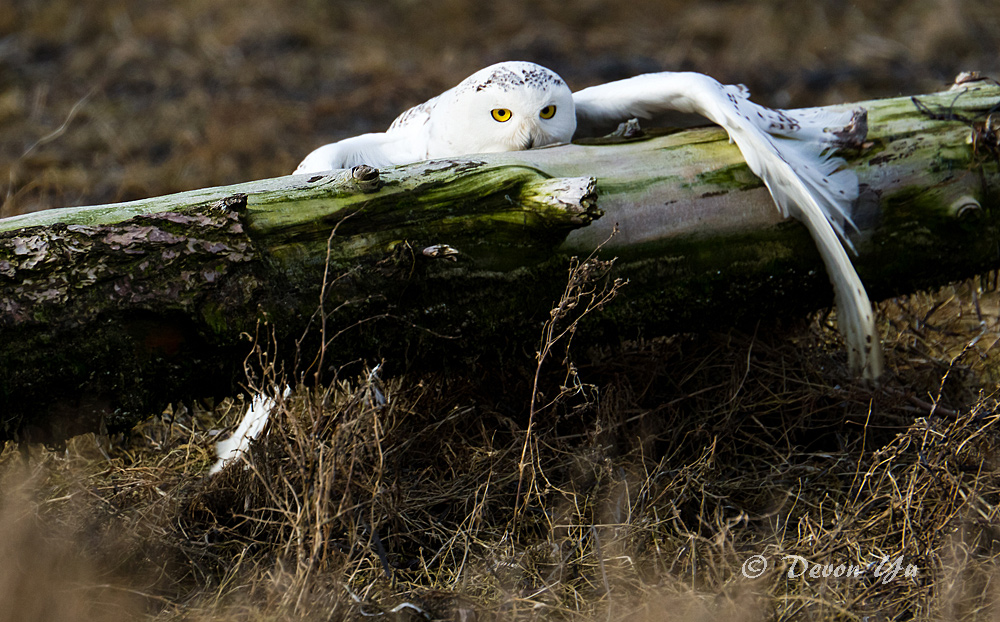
[4,272,1000,620]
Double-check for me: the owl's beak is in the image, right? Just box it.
[523,134,536,149]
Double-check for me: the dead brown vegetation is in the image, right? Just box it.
[4,267,1000,620]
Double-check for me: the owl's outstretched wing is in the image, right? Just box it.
[293,132,416,172]
[573,72,882,379]
[294,98,437,174]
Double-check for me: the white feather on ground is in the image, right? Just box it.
[209,386,291,475]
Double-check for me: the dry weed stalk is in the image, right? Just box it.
[516,231,626,523]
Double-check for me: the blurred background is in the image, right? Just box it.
[1,0,998,218]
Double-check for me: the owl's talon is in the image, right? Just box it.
[610,118,644,139]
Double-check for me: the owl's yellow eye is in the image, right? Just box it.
[539,105,557,119]
[491,108,512,122]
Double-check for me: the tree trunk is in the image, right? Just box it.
[2,78,998,442]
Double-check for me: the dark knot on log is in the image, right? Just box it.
[351,165,382,192]
[213,193,248,213]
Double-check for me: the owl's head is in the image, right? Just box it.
[427,61,576,157]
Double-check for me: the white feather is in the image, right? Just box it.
[209,385,291,475]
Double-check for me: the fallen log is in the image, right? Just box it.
[1,76,998,442]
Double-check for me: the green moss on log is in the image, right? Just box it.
[1,81,999,441]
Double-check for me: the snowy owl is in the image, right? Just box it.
[295,61,882,380]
